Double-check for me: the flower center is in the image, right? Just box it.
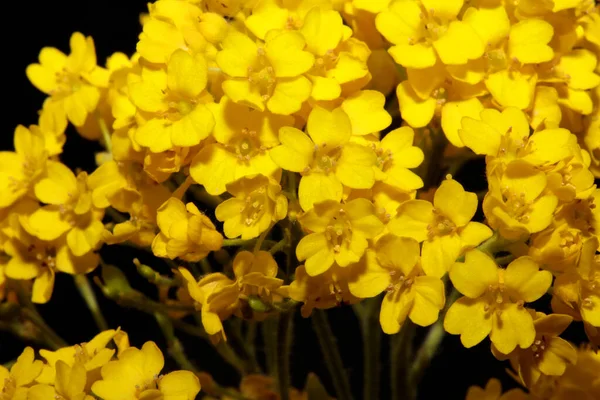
[248,47,276,101]
[324,210,352,253]
[310,144,342,174]
[419,9,448,42]
[427,209,456,237]
[501,190,532,223]
[243,187,267,226]
[27,243,57,270]
[52,68,83,97]
[231,128,264,162]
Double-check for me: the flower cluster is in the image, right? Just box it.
[1,0,600,398]
[0,329,200,400]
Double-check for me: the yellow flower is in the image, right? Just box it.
[35,99,68,156]
[528,224,584,273]
[484,161,558,240]
[91,341,200,400]
[244,0,331,39]
[376,0,484,69]
[0,347,43,400]
[216,29,313,114]
[26,32,109,126]
[270,106,376,211]
[547,346,600,400]
[296,198,384,276]
[4,234,99,304]
[444,250,552,354]
[27,162,105,257]
[369,126,424,192]
[190,96,291,195]
[388,176,492,278]
[465,378,528,400]
[300,7,371,101]
[493,312,577,389]
[152,197,223,261]
[88,160,171,247]
[36,329,118,385]
[216,174,288,239]
[179,268,239,340]
[348,234,445,334]
[129,50,215,152]
[28,361,95,400]
[287,264,358,317]
[180,251,282,339]
[553,237,600,331]
[0,125,48,208]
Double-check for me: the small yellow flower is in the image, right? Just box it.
[129,50,215,152]
[179,251,283,338]
[553,237,600,331]
[484,161,558,240]
[27,162,105,257]
[493,312,577,389]
[0,347,43,399]
[270,106,377,211]
[296,198,384,276]
[91,341,200,400]
[216,29,314,114]
[0,125,48,208]
[152,197,223,261]
[348,234,446,334]
[179,268,239,340]
[388,176,492,278]
[529,224,584,273]
[216,174,288,240]
[465,378,528,400]
[4,234,99,304]
[288,264,359,317]
[28,361,95,400]
[376,0,484,69]
[190,96,291,195]
[36,329,118,385]
[444,250,552,354]
[26,32,109,126]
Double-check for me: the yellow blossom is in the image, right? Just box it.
[465,378,528,400]
[348,234,445,334]
[27,162,105,257]
[28,361,95,400]
[0,125,48,209]
[4,234,98,304]
[91,341,200,400]
[36,329,118,385]
[0,347,43,400]
[215,174,288,239]
[287,264,358,317]
[190,96,291,195]
[216,29,314,114]
[445,250,552,354]
[493,312,577,389]
[388,176,492,278]
[152,197,223,261]
[270,106,376,211]
[26,32,109,126]
[376,0,484,69]
[129,50,215,152]
[296,198,384,276]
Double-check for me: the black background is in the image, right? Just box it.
[1,2,582,398]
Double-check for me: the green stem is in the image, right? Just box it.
[155,312,198,372]
[312,310,353,400]
[390,320,417,400]
[96,115,112,154]
[13,281,68,350]
[269,238,288,255]
[408,288,461,397]
[74,274,109,331]
[353,299,381,400]
[262,316,279,375]
[225,319,260,374]
[277,311,294,400]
